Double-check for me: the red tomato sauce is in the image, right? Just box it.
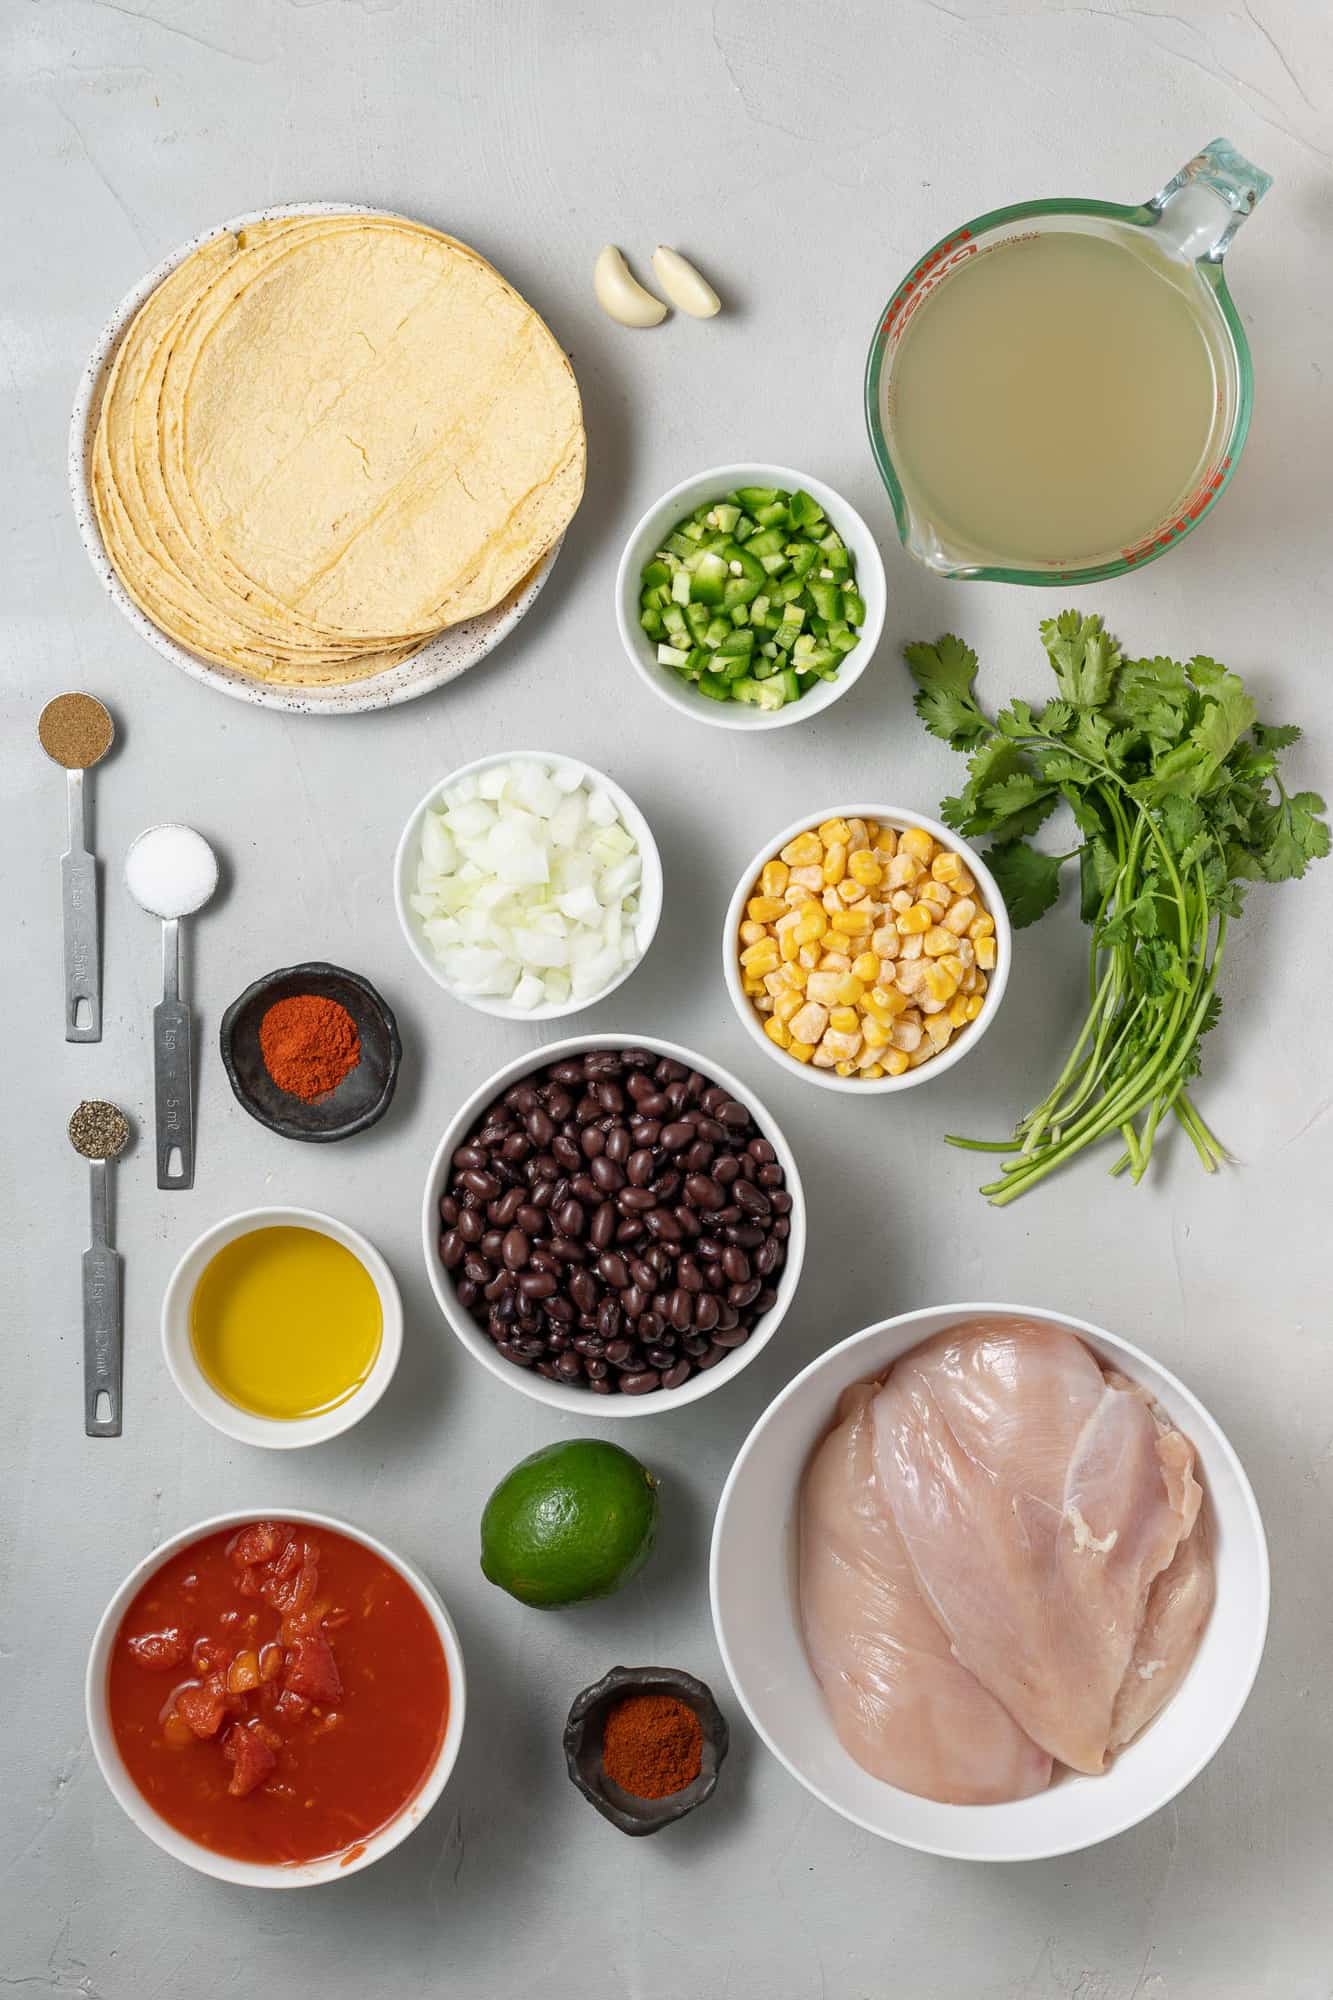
[107,1522,449,1866]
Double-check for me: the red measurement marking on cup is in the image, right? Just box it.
[882,230,974,343]
[1121,456,1231,565]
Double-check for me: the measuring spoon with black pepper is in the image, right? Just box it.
[68,1100,131,1437]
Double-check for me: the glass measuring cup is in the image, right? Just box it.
[864,139,1271,585]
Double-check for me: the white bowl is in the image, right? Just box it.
[710,1303,1269,1863]
[86,1508,466,1886]
[161,1206,403,1448]
[723,805,1011,1093]
[69,201,563,716]
[615,463,886,731]
[421,1032,806,1417]
[393,751,663,1022]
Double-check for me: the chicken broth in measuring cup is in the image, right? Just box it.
[885,231,1218,567]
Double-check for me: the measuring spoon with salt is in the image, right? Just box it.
[68,1100,131,1437]
[125,824,218,1190]
[39,693,115,1042]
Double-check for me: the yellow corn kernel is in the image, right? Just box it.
[898,932,924,960]
[798,943,820,970]
[831,907,872,936]
[947,995,971,1029]
[788,1039,815,1064]
[884,1049,910,1076]
[784,884,815,907]
[942,895,977,936]
[865,984,909,1024]
[829,1007,861,1034]
[780,830,822,867]
[773,987,804,1025]
[871,925,900,960]
[922,925,956,957]
[763,1015,792,1049]
[740,936,780,974]
[834,1059,857,1077]
[794,906,828,945]
[864,820,882,846]
[817,817,851,847]
[925,1014,954,1052]
[789,864,824,892]
[806,971,843,1005]
[861,1063,886,1080]
[848,851,883,888]
[968,912,995,939]
[887,853,922,891]
[747,895,786,924]
[975,934,997,971]
[890,1016,923,1053]
[760,858,789,898]
[763,971,786,998]
[817,949,851,972]
[931,849,963,885]
[822,841,847,886]
[786,961,809,989]
[976,972,989,993]
[820,1028,863,1062]
[964,993,985,1021]
[938,957,965,990]
[951,937,975,970]
[918,880,952,918]
[900,827,935,863]
[790,1001,829,1044]
[922,962,959,1004]
[821,887,843,914]
[874,827,899,860]
[742,976,766,998]
[836,878,867,906]
[835,974,866,1006]
[896,903,932,935]
[908,1041,934,1068]
[851,951,880,983]
[739,919,767,947]
[861,1016,891,1050]
[779,925,801,963]
[846,817,871,852]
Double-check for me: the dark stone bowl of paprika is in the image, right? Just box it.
[563,1664,728,1836]
[220,962,401,1144]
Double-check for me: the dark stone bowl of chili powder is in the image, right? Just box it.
[563,1664,728,1836]
[220,962,400,1144]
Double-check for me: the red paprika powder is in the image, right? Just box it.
[601,1693,703,1800]
[258,994,361,1102]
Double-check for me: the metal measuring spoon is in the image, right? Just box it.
[125,824,219,1190]
[68,1100,131,1437]
[39,693,115,1043]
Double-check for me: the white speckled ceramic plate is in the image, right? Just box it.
[69,202,565,716]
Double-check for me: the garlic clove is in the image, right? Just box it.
[651,245,721,319]
[593,245,667,328]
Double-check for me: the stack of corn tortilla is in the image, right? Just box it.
[91,212,585,686]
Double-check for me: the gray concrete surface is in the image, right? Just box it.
[3,2,1332,1995]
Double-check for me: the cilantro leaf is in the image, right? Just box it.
[986,839,1066,928]
[1253,722,1301,751]
[1259,787,1331,881]
[1041,612,1120,709]
[903,637,989,748]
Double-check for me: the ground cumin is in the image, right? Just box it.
[601,1693,703,1800]
[259,994,361,1102]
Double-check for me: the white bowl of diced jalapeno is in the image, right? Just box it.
[615,465,886,730]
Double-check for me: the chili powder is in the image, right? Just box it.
[259,994,361,1102]
[601,1693,703,1800]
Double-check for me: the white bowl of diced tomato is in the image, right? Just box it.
[86,1512,466,1887]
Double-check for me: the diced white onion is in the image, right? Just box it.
[413,759,647,1006]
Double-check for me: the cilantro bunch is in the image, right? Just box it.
[905,613,1328,1203]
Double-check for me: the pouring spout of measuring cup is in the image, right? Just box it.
[1146,138,1272,265]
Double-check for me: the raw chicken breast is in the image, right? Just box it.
[872,1317,1207,1774]
[1109,1502,1214,1750]
[800,1382,1053,1805]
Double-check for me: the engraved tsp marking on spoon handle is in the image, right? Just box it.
[84,1156,121,1436]
[154,917,194,1189]
[63,769,101,1042]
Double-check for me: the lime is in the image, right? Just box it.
[480,1439,659,1608]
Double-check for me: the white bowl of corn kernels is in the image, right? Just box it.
[722,807,1011,1093]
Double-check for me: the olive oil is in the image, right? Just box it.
[886,230,1217,566]
[190,1225,381,1420]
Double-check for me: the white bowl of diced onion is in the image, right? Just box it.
[393,752,663,1019]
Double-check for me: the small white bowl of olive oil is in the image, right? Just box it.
[161,1207,403,1449]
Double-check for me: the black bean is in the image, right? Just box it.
[667,1289,692,1331]
[605,1125,631,1165]
[455,1279,480,1311]
[645,1344,676,1370]
[569,1270,598,1315]
[734,1180,771,1218]
[623,1284,649,1320]
[590,1201,617,1250]
[681,1333,707,1358]
[501,1229,530,1272]
[770,1189,793,1215]
[483,1271,512,1302]
[597,1251,630,1289]
[697,1343,728,1370]
[439,1195,461,1225]
[520,1271,558,1301]
[722,1247,751,1283]
[714,1155,740,1186]
[694,1293,720,1333]
[616,1217,646,1245]
[457,1207,484,1244]
[579,1123,605,1159]
[620,1370,661,1396]
[481,1229,505,1259]
[463,1253,491,1285]
[549,1235,587,1264]
[461,1168,500,1201]
[756,1286,779,1314]
[712,1324,751,1349]
[496,1341,534,1369]
[555,1199,583,1238]
[591,1156,624,1193]
[570,1174,601,1205]
[684,1173,724,1211]
[659,1120,692,1153]
[439,1229,464,1270]
[453,1142,487,1171]
[556,1352,583,1381]
[617,1186,655,1215]
[662,1360,692,1391]
[672,1205,701,1239]
[543,1295,574,1324]
[646,1208,681,1242]
[729,1278,762,1309]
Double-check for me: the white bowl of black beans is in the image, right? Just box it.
[421,1035,806,1414]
